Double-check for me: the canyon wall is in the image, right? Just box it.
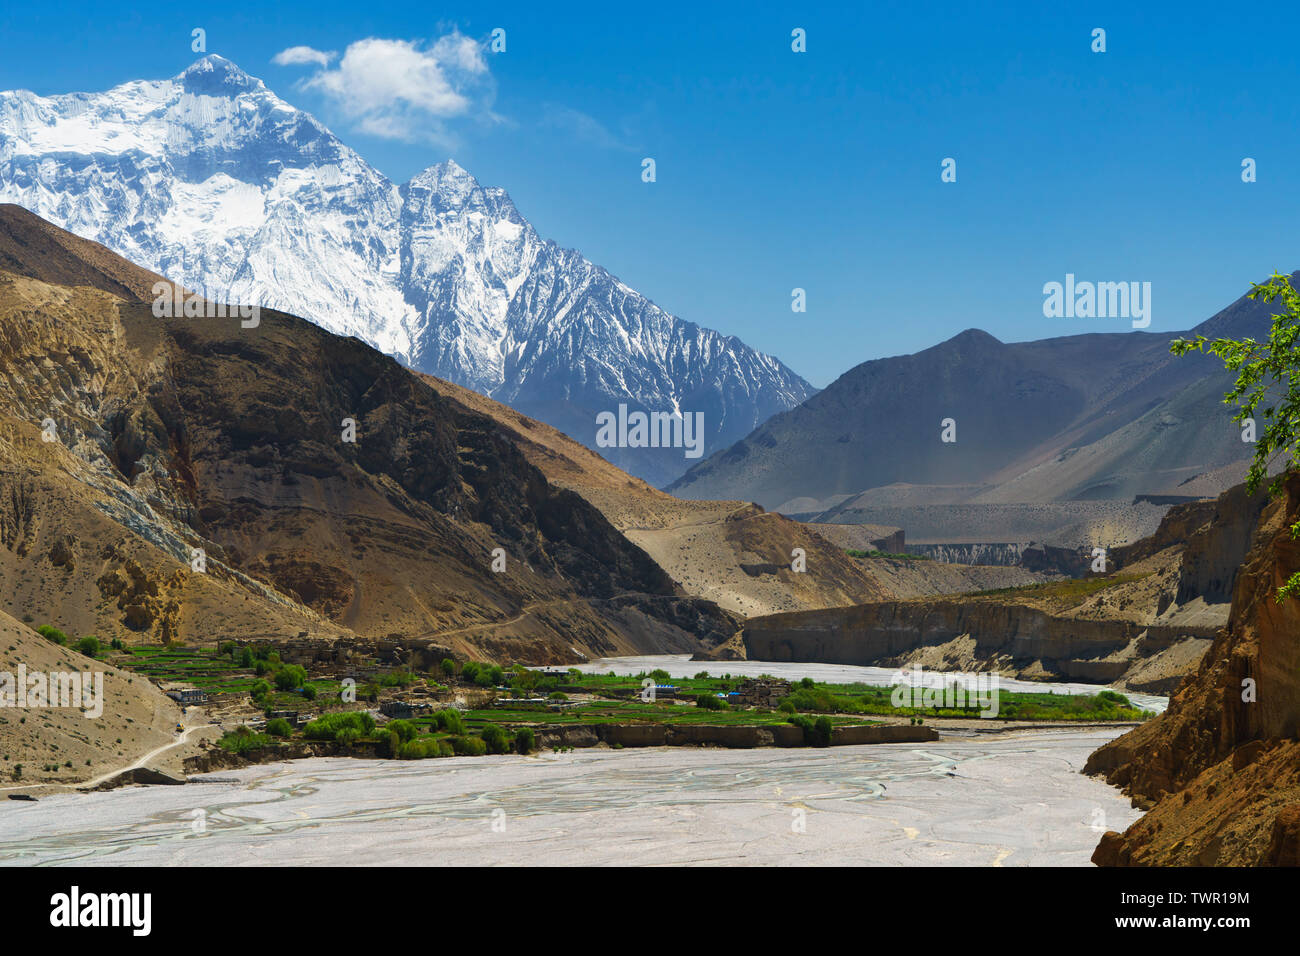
[1087,475,1300,866]
[742,601,1215,683]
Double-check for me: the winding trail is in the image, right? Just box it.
[0,722,216,796]
[78,722,217,790]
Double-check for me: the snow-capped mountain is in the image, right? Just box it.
[0,55,814,485]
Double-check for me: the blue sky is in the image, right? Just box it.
[2,1,1299,387]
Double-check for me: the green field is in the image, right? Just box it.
[445,700,874,729]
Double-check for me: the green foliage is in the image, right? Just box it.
[694,693,725,710]
[462,662,503,688]
[786,713,832,747]
[304,710,376,741]
[846,548,931,561]
[480,723,509,754]
[300,684,319,701]
[777,699,797,713]
[440,657,457,676]
[785,686,857,713]
[274,664,308,691]
[398,738,453,759]
[250,679,272,702]
[385,719,419,743]
[514,727,536,755]
[36,625,67,645]
[648,668,671,682]
[799,677,815,688]
[75,635,101,657]
[449,735,488,756]
[1171,271,1300,600]
[814,716,833,747]
[511,669,541,692]
[266,717,293,737]
[432,708,466,735]
[218,726,271,754]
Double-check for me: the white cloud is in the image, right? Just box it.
[288,34,495,144]
[272,46,336,68]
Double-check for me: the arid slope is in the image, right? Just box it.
[0,205,733,664]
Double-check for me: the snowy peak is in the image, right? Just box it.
[0,58,815,485]
[176,54,267,95]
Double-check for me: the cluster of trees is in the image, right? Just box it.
[219,643,317,706]
[218,726,271,754]
[303,710,375,746]
[439,659,505,687]
[295,706,536,760]
[36,625,111,657]
[787,714,834,747]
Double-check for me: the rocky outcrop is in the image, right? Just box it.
[743,600,1215,684]
[1086,475,1300,866]
[1018,543,1092,577]
[912,543,1023,566]
[1112,482,1268,604]
[85,766,187,790]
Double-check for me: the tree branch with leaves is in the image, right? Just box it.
[1170,271,1300,601]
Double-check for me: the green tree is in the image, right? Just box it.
[813,716,834,748]
[275,664,307,691]
[432,708,466,735]
[266,717,293,737]
[36,625,67,645]
[481,723,509,754]
[1172,272,1300,600]
[385,719,419,743]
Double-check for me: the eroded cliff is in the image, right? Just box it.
[1087,475,1300,866]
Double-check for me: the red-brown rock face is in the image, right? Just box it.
[1086,475,1300,865]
